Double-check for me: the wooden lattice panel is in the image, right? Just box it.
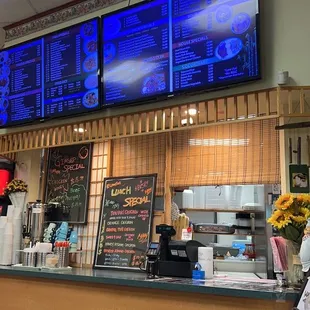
[73,142,109,267]
[278,86,310,117]
[0,88,280,155]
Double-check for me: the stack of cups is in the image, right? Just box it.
[12,206,22,265]
[0,216,8,263]
[55,222,68,241]
[1,205,14,266]
[43,223,56,243]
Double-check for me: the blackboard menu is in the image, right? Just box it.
[94,174,157,270]
[45,143,92,224]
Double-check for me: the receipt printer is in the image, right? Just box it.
[146,225,204,278]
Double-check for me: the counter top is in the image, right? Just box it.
[0,266,298,302]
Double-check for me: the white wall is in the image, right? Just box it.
[15,150,42,202]
[3,0,310,134]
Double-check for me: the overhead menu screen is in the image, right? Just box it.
[44,19,100,118]
[102,0,260,106]
[103,0,171,105]
[0,39,43,126]
[172,0,259,91]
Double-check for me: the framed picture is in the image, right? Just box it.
[289,165,310,193]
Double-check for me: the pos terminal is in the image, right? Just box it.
[145,224,204,278]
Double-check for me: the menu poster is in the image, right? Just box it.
[94,174,157,270]
[45,143,92,224]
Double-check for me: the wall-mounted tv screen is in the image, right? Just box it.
[44,19,100,119]
[0,18,100,128]
[102,0,260,106]
[103,0,172,106]
[0,39,44,127]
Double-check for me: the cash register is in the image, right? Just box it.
[145,224,204,278]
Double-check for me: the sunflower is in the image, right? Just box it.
[289,207,310,224]
[275,194,294,210]
[297,194,310,204]
[268,210,292,229]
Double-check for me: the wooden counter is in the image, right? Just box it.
[0,268,296,310]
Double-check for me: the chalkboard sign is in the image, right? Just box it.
[94,174,157,270]
[45,143,92,224]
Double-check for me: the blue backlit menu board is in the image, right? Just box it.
[103,0,171,105]
[172,0,259,91]
[44,19,100,118]
[0,39,43,126]
[102,0,260,106]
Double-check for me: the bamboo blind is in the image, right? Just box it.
[112,133,166,196]
[171,119,280,186]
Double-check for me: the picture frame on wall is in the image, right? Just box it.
[289,165,310,193]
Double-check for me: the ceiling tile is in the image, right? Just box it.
[0,0,35,23]
[29,0,74,13]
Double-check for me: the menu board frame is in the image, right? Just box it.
[101,0,261,107]
[44,143,93,224]
[94,174,157,270]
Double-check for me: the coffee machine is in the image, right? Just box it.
[146,225,204,278]
[24,200,46,246]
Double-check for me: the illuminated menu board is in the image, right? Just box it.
[44,19,99,118]
[103,0,260,106]
[172,0,259,91]
[0,39,43,126]
[103,0,171,105]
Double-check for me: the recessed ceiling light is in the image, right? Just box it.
[74,127,87,133]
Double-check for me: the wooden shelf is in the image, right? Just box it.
[181,208,265,214]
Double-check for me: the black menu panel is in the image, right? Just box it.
[94,174,157,270]
[45,143,92,224]
[103,0,171,106]
[0,39,43,126]
[44,19,100,118]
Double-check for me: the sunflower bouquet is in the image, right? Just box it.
[268,194,310,246]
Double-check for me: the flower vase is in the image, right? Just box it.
[285,240,303,288]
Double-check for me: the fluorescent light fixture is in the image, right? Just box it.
[187,108,197,116]
[181,117,194,126]
[189,138,249,146]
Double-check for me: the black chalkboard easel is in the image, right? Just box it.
[45,143,92,224]
[94,174,157,270]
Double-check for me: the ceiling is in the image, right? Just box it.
[0,0,76,28]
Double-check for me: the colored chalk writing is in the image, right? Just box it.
[94,174,157,270]
[45,143,92,223]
